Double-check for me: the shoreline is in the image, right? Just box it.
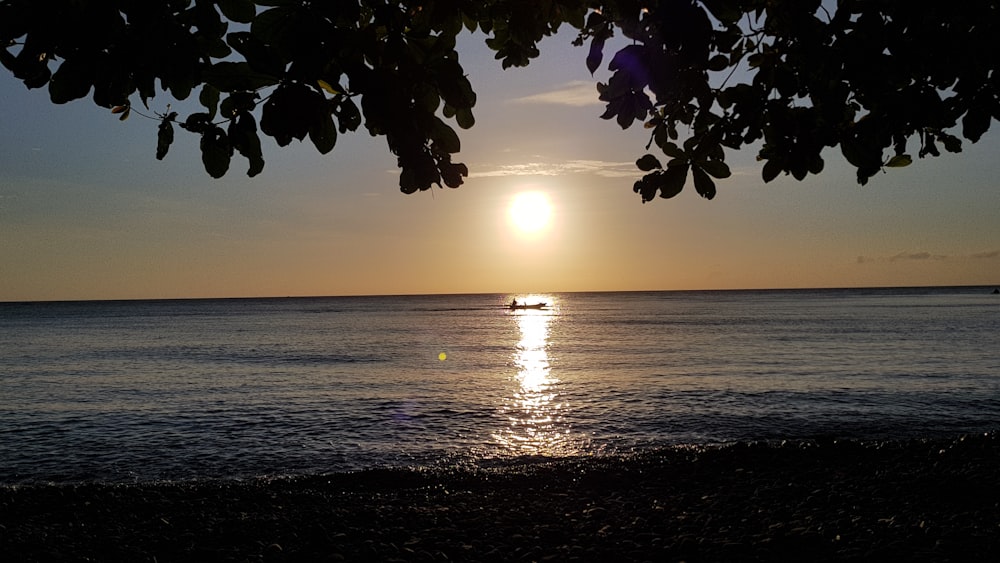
[2,434,998,562]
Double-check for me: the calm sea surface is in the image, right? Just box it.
[1,288,997,483]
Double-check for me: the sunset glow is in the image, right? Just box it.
[0,24,997,302]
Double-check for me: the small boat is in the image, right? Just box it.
[509,301,547,310]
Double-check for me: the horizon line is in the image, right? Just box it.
[3,283,997,305]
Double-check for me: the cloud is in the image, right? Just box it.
[855,251,943,264]
[889,251,945,262]
[857,249,1000,264]
[508,80,603,107]
[468,159,638,179]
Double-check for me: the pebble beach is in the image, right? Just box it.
[2,433,997,562]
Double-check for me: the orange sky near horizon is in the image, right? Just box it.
[1,28,998,302]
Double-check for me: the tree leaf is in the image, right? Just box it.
[660,141,685,160]
[790,162,808,181]
[885,154,912,168]
[309,112,338,155]
[920,135,940,158]
[261,83,320,145]
[318,80,339,95]
[659,161,690,199]
[430,117,461,154]
[701,0,743,25]
[228,113,264,176]
[91,59,132,109]
[633,173,660,202]
[399,152,439,194]
[217,0,256,23]
[166,76,195,102]
[840,138,882,173]
[962,106,991,143]
[939,132,962,153]
[203,62,280,92]
[49,58,93,104]
[455,107,475,130]
[180,113,213,135]
[156,115,176,161]
[699,160,731,179]
[611,90,651,130]
[200,126,233,179]
[636,154,662,171]
[227,31,287,76]
[808,155,825,175]
[440,161,468,188]
[190,2,228,39]
[204,38,233,59]
[761,159,783,183]
[220,92,258,119]
[587,35,606,75]
[199,85,220,121]
[436,60,477,110]
[334,98,362,133]
[707,54,729,72]
[692,166,717,200]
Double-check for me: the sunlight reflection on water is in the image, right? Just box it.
[492,301,583,457]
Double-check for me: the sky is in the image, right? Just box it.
[1,27,998,301]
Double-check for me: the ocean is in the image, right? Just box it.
[1,287,997,484]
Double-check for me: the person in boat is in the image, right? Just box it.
[510,299,518,309]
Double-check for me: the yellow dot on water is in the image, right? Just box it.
[438,352,447,361]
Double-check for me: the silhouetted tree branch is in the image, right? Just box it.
[2,1,998,201]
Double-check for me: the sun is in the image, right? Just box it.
[508,191,552,235]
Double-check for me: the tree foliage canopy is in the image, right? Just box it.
[2,0,999,201]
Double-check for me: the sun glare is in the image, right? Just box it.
[508,191,552,236]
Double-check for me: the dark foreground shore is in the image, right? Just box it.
[2,434,997,562]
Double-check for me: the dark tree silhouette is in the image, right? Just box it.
[2,0,998,201]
